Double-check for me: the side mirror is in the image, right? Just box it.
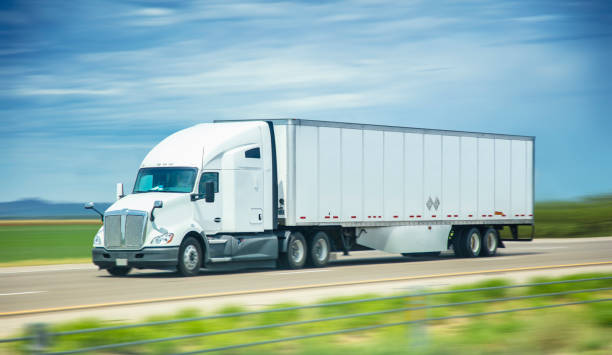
[116,183,124,200]
[84,202,104,222]
[205,181,215,203]
[150,200,163,221]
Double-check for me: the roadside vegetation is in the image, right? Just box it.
[0,222,99,266]
[0,195,610,266]
[5,273,611,354]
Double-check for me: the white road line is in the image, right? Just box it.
[273,270,330,275]
[0,265,95,275]
[508,246,569,250]
[0,291,47,297]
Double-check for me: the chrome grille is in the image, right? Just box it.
[125,215,145,248]
[104,210,147,250]
[104,215,122,248]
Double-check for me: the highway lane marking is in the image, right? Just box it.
[0,291,47,297]
[1,260,611,317]
[506,246,569,250]
[0,265,95,274]
[273,270,329,275]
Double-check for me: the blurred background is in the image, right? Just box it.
[1,3,611,354]
[1,0,610,206]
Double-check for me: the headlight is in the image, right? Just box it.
[93,227,104,247]
[151,233,174,245]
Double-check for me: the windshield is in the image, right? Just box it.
[133,167,197,193]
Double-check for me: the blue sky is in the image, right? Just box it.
[1,0,611,203]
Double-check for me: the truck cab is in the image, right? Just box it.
[90,121,279,276]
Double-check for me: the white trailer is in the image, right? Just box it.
[87,119,534,276]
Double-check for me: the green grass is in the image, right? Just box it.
[4,273,611,354]
[0,194,611,265]
[0,224,99,264]
[530,195,612,238]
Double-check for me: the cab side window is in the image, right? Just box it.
[198,172,219,194]
[245,147,260,159]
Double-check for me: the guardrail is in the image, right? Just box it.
[2,276,611,354]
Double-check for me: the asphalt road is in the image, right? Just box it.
[1,237,611,336]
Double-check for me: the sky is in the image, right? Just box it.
[1,0,611,203]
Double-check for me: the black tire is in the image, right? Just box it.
[307,231,331,267]
[279,232,307,269]
[480,227,499,257]
[452,228,465,257]
[177,236,202,277]
[455,227,482,258]
[107,266,131,277]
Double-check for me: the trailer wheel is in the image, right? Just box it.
[480,228,498,257]
[279,232,307,269]
[107,266,131,277]
[307,231,330,267]
[456,227,481,258]
[177,236,202,277]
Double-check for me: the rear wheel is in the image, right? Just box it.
[307,231,331,267]
[178,237,202,277]
[480,227,499,257]
[107,266,131,277]
[455,227,481,258]
[279,232,307,269]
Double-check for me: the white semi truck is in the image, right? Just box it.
[86,119,534,276]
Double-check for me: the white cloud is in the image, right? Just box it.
[134,7,175,17]
[15,88,122,96]
[512,14,562,23]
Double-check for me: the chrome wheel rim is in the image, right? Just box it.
[183,245,199,270]
[313,238,329,262]
[290,239,305,264]
[470,232,481,255]
[486,232,497,252]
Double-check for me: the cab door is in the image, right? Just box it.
[234,146,264,232]
[194,171,222,234]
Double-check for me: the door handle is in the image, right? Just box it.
[258,213,262,221]
[214,217,221,223]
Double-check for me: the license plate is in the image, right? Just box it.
[116,258,128,266]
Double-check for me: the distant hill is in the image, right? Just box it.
[0,198,113,219]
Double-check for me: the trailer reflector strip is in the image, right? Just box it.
[300,217,306,219]
[409,215,414,218]
[417,215,421,218]
[468,214,473,217]
[351,216,356,219]
[333,216,338,219]
[432,215,437,218]
[454,214,458,217]
[324,216,330,219]
[393,215,399,218]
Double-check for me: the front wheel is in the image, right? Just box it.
[178,237,202,277]
[107,266,131,277]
